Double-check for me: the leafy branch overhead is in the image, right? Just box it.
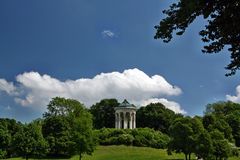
[154,0,240,76]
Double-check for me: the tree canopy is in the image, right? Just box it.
[203,101,240,146]
[90,99,119,129]
[13,122,48,160]
[168,117,203,160]
[42,97,96,159]
[155,0,240,76]
[137,103,182,133]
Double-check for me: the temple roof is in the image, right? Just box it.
[118,99,136,108]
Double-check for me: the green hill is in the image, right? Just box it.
[10,145,239,160]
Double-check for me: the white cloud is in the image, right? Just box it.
[0,79,17,95]
[226,85,240,102]
[2,68,183,113]
[102,30,115,38]
[139,98,186,114]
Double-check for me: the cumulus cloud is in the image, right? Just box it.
[0,79,17,95]
[226,85,240,102]
[2,68,183,113]
[139,98,186,114]
[102,30,115,38]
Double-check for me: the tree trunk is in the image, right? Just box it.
[79,153,82,160]
[188,153,191,160]
[185,154,188,160]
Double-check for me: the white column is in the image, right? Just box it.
[129,112,132,129]
[124,112,127,129]
[133,112,136,129]
[119,112,122,129]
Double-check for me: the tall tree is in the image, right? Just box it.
[155,0,240,76]
[0,128,10,159]
[42,97,96,159]
[204,101,240,146]
[13,123,48,160]
[90,99,119,129]
[226,111,240,147]
[42,116,73,157]
[195,130,213,159]
[210,130,231,160]
[0,118,23,158]
[137,103,181,133]
[70,109,96,160]
[168,117,195,160]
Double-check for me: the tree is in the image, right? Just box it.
[205,101,240,116]
[137,103,181,133]
[226,111,240,147]
[43,97,84,118]
[168,117,195,160]
[202,114,216,130]
[42,97,96,159]
[213,119,233,142]
[0,128,10,159]
[90,99,119,129]
[0,118,23,158]
[154,0,240,76]
[204,101,240,146]
[71,111,96,160]
[210,130,231,160]
[13,123,48,160]
[42,116,73,157]
[195,130,213,159]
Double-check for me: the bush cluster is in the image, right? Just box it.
[94,128,170,149]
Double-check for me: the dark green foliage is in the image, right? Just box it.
[168,117,196,160]
[42,116,73,157]
[202,114,216,130]
[0,149,7,159]
[90,99,119,129]
[205,101,240,116]
[195,130,213,159]
[95,128,170,149]
[204,101,240,146]
[155,0,240,76]
[167,116,220,160]
[13,122,48,160]
[137,103,181,133]
[226,111,240,146]
[210,130,231,160]
[213,119,233,142]
[42,97,96,160]
[43,97,85,118]
[0,118,23,158]
[0,128,10,159]
[70,103,96,160]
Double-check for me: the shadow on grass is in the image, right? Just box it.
[24,155,73,160]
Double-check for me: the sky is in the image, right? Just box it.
[1,0,240,122]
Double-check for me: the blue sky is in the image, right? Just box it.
[0,0,240,122]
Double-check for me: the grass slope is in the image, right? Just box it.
[81,145,184,160]
[10,145,239,160]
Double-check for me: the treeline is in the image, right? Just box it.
[0,97,95,160]
[89,99,240,160]
[166,101,240,160]
[1,98,240,160]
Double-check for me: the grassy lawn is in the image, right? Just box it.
[9,145,239,160]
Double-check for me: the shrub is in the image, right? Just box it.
[0,149,7,159]
[95,128,170,149]
[118,134,134,146]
